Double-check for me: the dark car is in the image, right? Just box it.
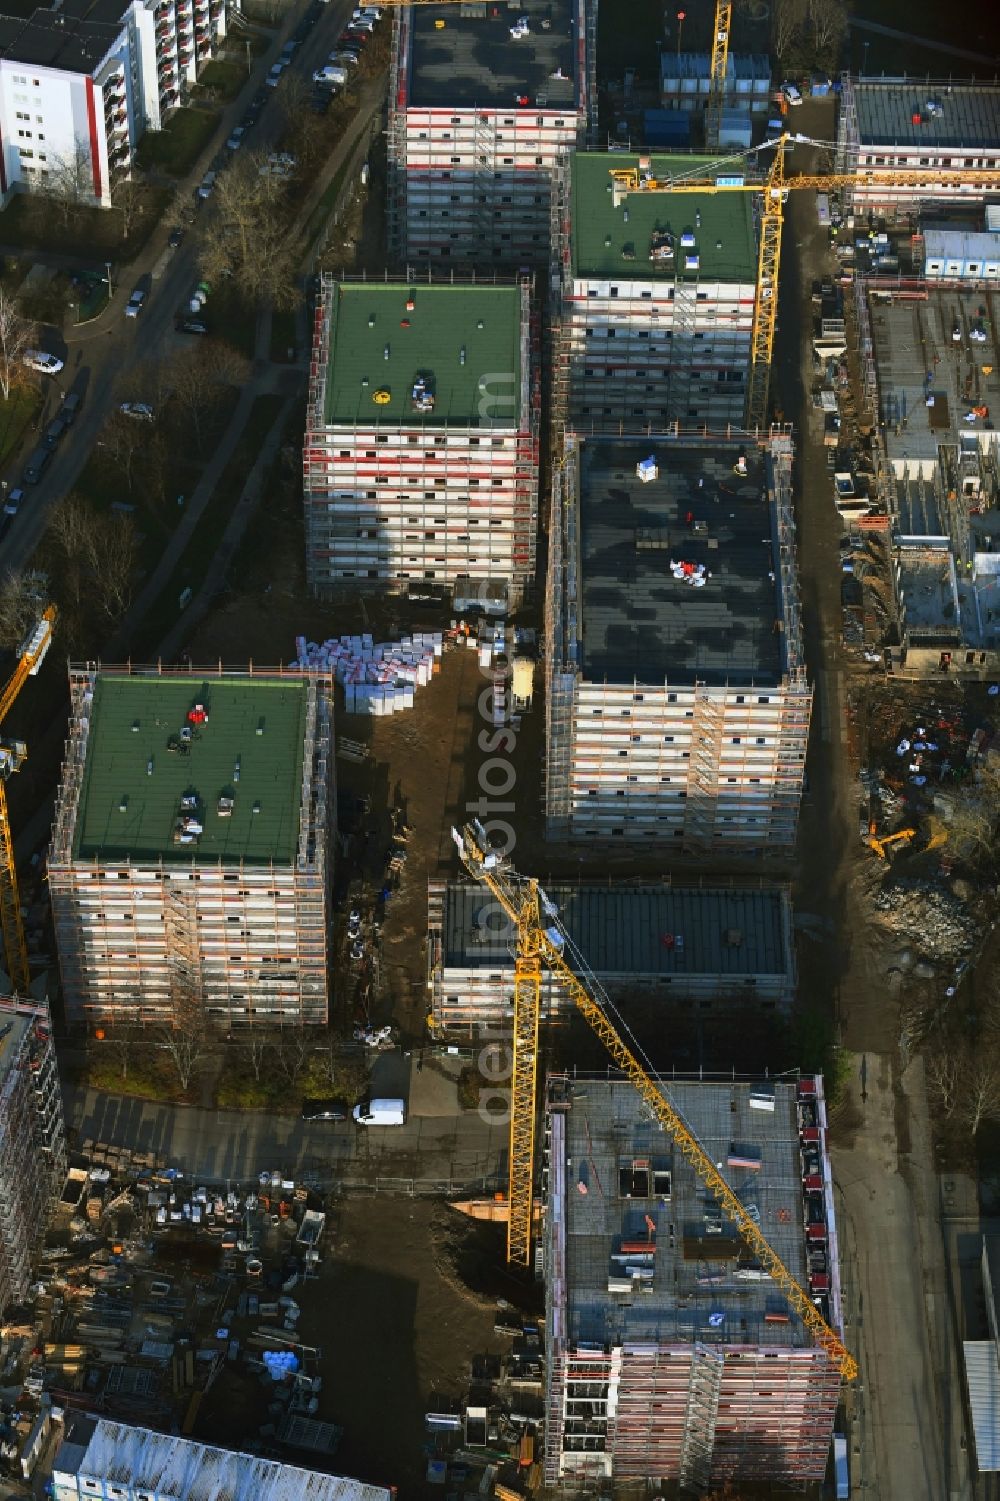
[310,90,332,114]
[43,416,67,449]
[59,391,82,424]
[301,1097,350,1122]
[167,226,185,249]
[178,318,208,335]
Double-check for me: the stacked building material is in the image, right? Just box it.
[292,633,443,717]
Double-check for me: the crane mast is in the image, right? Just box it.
[0,603,57,995]
[703,0,731,155]
[452,820,858,1382]
[609,133,1000,428]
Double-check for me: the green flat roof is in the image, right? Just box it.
[571,152,758,282]
[73,675,308,865]
[324,283,522,428]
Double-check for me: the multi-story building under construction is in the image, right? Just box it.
[544,432,810,847]
[427,879,797,1035]
[836,76,1000,221]
[304,277,540,605]
[551,152,759,432]
[0,994,65,1314]
[387,0,596,264]
[49,666,333,1030]
[543,1074,843,1490]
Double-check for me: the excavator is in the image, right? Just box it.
[452,820,858,1383]
[862,814,948,860]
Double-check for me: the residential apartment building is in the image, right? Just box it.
[0,995,65,1314]
[52,1418,392,1501]
[545,433,810,848]
[544,1075,843,1490]
[427,879,797,1034]
[49,666,333,1029]
[0,0,227,208]
[551,152,759,432]
[836,76,1000,222]
[387,0,595,264]
[303,277,540,605]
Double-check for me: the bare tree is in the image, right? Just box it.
[0,289,35,402]
[157,993,208,1092]
[959,1054,1000,1136]
[112,177,144,241]
[100,409,148,493]
[199,152,299,310]
[0,569,45,649]
[46,493,137,624]
[806,0,847,58]
[274,1030,312,1087]
[47,139,96,228]
[926,1050,960,1119]
[772,0,807,60]
[95,510,137,620]
[163,342,251,449]
[244,1032,272,1083]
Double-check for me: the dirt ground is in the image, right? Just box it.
[197,1199,525,1496]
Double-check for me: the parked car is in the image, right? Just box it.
[313,64,347,86]
[22,349,63,376]
[22,447,51,484]
[310,89,332,113]
[340,27,369,44]
[226,126,246,150]
[266,60,287,86]
[43,416,67,449]
[59,392,82,424]
[301,1097,350,1122]
[329,50,359,66]
[178,319,208,335]
[124,287,146,318]
[197,171,217,199]
[120,402,155,421]
[167,225,185,249]
[781,80,802,106]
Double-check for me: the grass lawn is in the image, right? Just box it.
[136,107,219,176]
[0,185,169,260]
[0,384,42,470]
[196,58,248,101]
[84,1046,190,1103]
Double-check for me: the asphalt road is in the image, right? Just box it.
[62,1050,508,1191]
[0,0,359,571]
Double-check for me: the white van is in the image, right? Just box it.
[353,1097,406,1126]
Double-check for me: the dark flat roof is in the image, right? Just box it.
[577,438,784,687]
[0,4,121,72]
[855,81,1000,151]
[407,0,577,111]
[443,881,793,979]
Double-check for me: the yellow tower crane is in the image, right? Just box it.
[609,135,1000,429]
[0,603,57,994]
[452,819,858,1382]
[703,0,731,155]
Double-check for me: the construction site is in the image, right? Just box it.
[427,878,797,1035]
[543,1074,842,1491]
[543,432,810,847]
[0,995,65,1315]
[550,153,759,431]
[47,666,334,1029]
[387,0,596,264]
[302,276,540,606]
